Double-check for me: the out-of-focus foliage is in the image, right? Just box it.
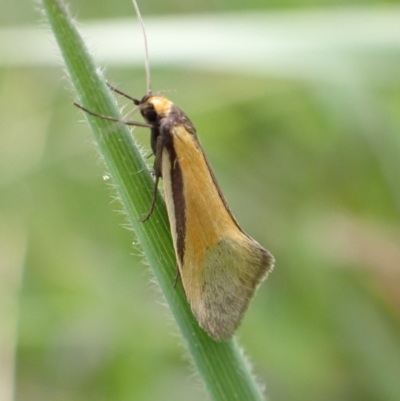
[1,1,399,401]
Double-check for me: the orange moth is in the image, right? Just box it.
[75,0,274,340]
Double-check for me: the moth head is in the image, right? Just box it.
[139,95,173,125]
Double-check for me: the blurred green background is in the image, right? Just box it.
[1,0,400,400]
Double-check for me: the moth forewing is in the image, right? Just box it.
[196,235,272,340]
[155,99,274,340]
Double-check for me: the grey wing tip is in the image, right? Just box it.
[263,247,275,272]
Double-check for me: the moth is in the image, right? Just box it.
[75,0,275,341]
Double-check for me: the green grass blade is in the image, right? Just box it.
[41,1,266,400]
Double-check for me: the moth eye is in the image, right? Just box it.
[143,107,158,123]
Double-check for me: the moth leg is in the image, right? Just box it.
[140,135,163,222]
[173,265,181,288]
[139,176,159,222]
[105,81,140,105]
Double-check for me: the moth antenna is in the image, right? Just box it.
[74,102,151,128]
[131,0,152,95]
